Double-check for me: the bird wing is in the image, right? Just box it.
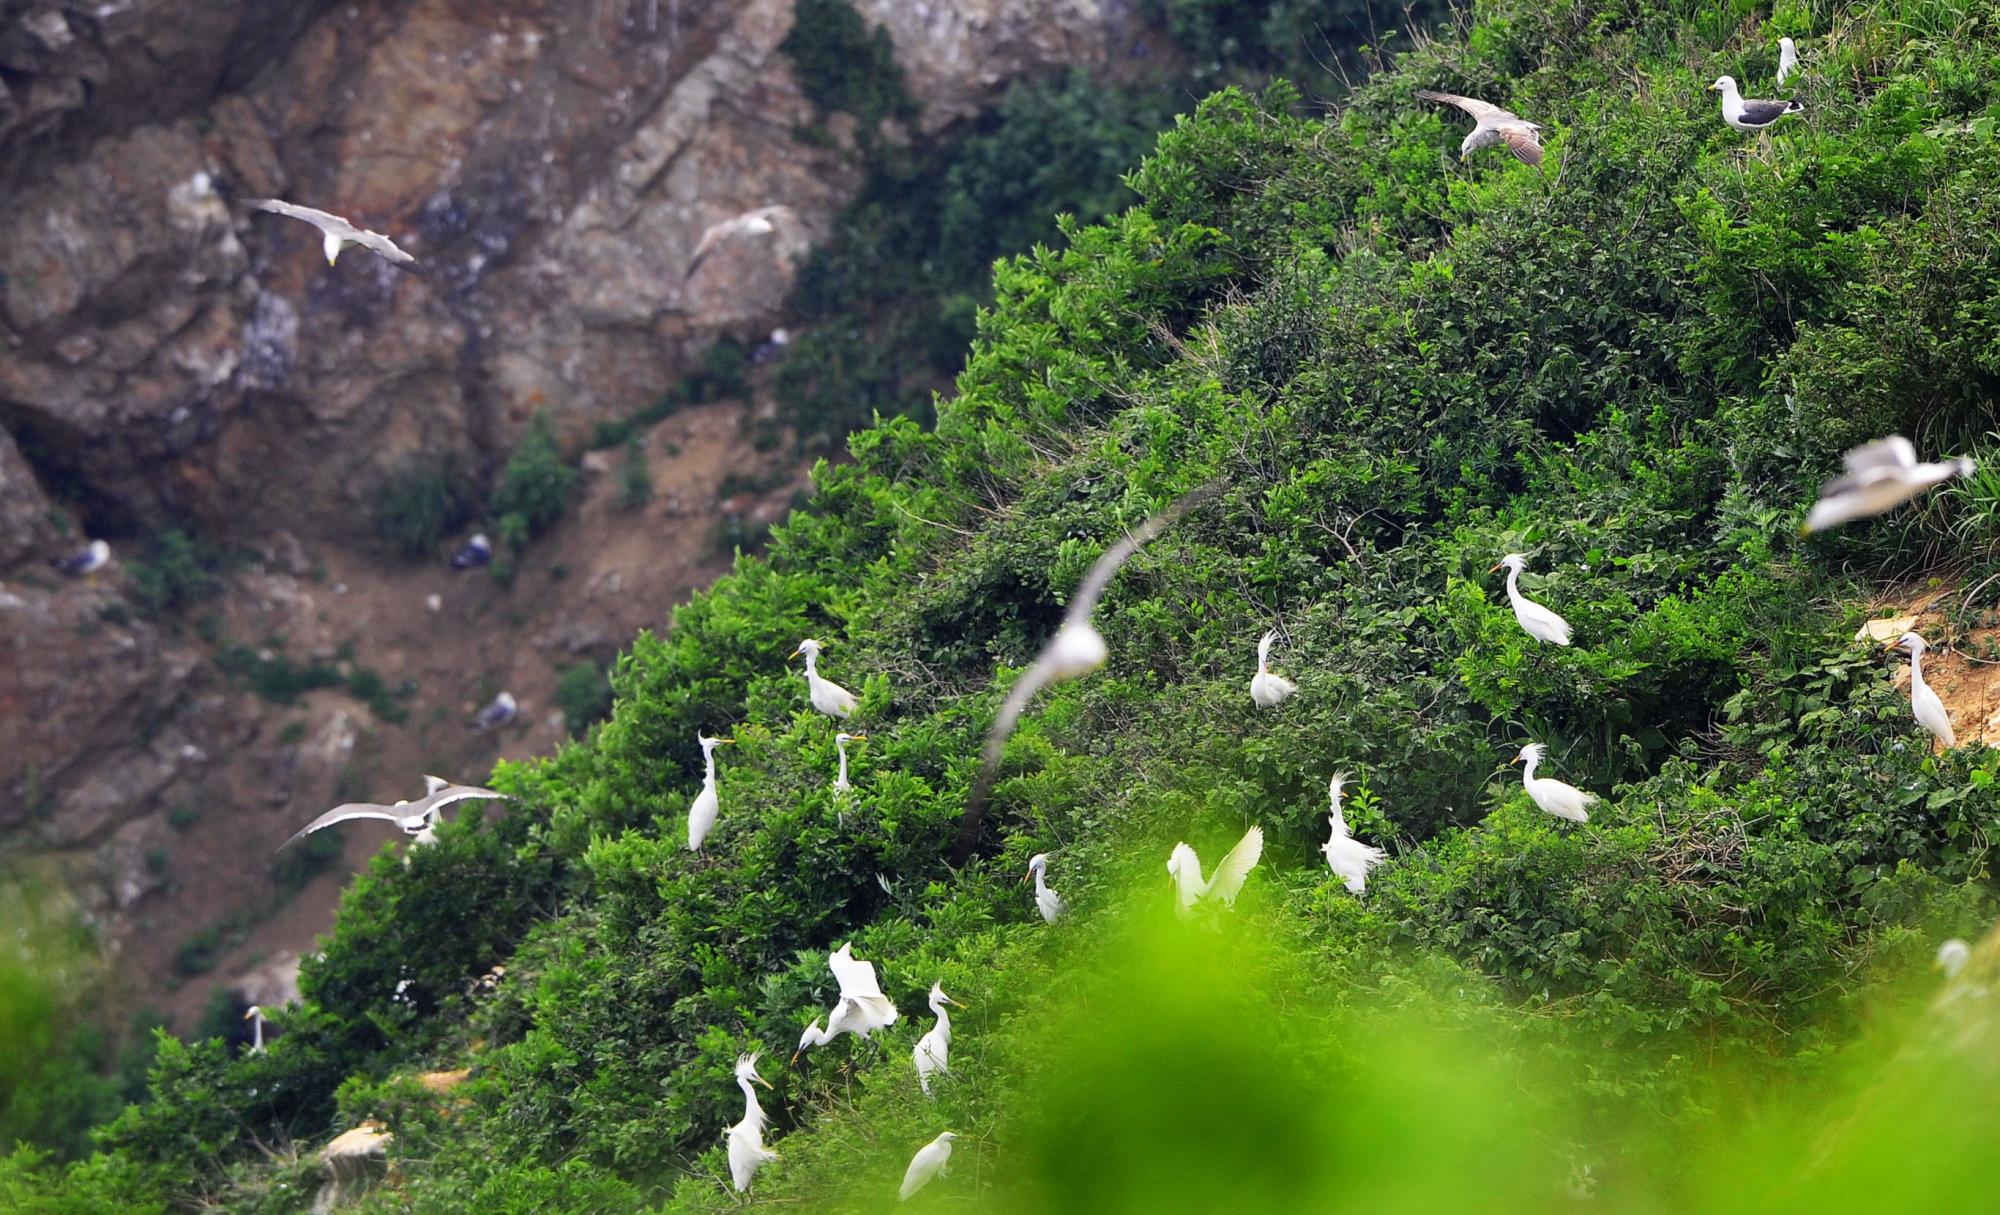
[1414,89,1519,125]
[1203,826,1265,905]
[347,227,416,265]
[961,653,1060,835]
[1844,435,1919,474]
[408,784,510,819]
[1736,98,1799,125]
[249,198,356,235]
[827,945,887,1000]
[1068,481,1222,622]
[1498,124,1544,166]
[280,803,403,849]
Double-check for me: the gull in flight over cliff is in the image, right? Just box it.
[1801,435,1976,534]
[1167,825,1264,918]
[279,781,509,850]
[247,199,416,266]
[1249,629,1297,708]
[1511,743,1595,823]
[793,942,899,1060]
[958,482,1223,853]
[685,204,797,279]
[1321,774,1388,894]
[1415,89,1544,166]
[1883,631,1955,750]
[1709,76,1803,132]
[1492,553,1573,646]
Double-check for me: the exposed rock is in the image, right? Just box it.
[0,425,57,567]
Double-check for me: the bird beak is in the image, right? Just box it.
[1707,82,1720,91]
[1488,563,1502,573]
[851,733,868,741]
[1020,871,1032,884]
[943,995,965,1008]
[788,648,802,660]
[716,738,736,745]
[1508,755,1522,765]
[754,1073,774,1089]
[789,1049,803,1065]
[326,249,340,265]
[242,1009,256,1021]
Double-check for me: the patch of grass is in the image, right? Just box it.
[372,458,475,560]
[491,412,577,549]
[125,529,227,616]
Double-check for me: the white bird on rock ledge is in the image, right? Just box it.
[1511,743,1595,823]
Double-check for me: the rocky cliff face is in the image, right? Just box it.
[0,0,1141,1023]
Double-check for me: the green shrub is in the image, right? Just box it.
[779,0,915,129]
[371,459,474,559]
[554,660,614,734]
[616,438,652,510]
[490,413,577,544]
[124,530,222,616]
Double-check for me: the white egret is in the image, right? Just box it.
[1024,853,1068,923]
[1249,630,1297,708]
[725,1052,777,1192]
[1414,89,1544,165]
[1167,825,1265,917]
[1511,744,1595,823]
[833,732,866,794]
[243,1004,266,1054]
[281,782,509,849]
[793,942,898,1060]
[1776,37,1800,86]
[686,733,736,852]
[1883,632,1956,749]
[1321,774,1388,894]
[790,638,859,719]
[1708,76,1803,131]
[960,482,1222,852]
[248,198,415,266]
[899,1131,957,1201]
[1938,938,1971,978]
[912,982,963,1098]
[1491,553,1572,646]
[1802,436,1976,533]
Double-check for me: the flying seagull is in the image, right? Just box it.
[1801,435,1975,533]
[685,204,796,279]
[1776,37,1800,86]
[248,198,416,266]
[954,480,1223,858]
[1708,76,1803,131]
[51,539,110,577]
[471,690,517,731]
[450,533,491,569]
[279,781,509,850]
[1414,89,1544,166]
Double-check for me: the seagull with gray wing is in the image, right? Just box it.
[1415,89,1544,166]
[1709,76,1803,132]
[248,199,416,266]
[684,205,797,279]
[279,780,509,850]
[51,539,110,578]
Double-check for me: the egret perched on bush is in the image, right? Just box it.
[725,1052,777,1192]
[242,1005,266,1055]
[1491,553,1572,646]
[793,942,898,1060]
[913,983,963,1097]
[959,482,1222,854]
[791,638,859,719]
[1511,743,1595,823]
[833,732,865,794]
[1167,825,1264,917]
[899,1131,957,1201]
[1249,630,1297,708]
[1024,853,1068,923]
[1321,774,1388,894]
[1802,436,1975,533]
[1883,632,1955,749]
[686,733,735,852]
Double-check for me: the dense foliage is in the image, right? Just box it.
[10,0,2000,1209]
